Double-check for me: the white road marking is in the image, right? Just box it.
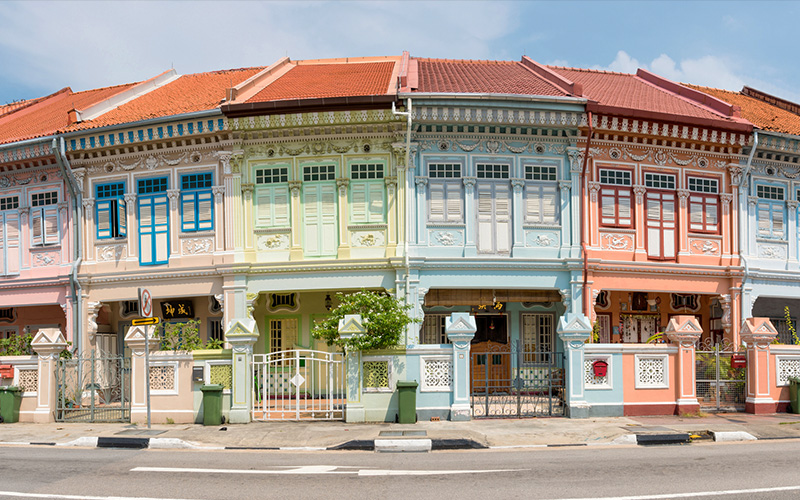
[132,465,527,476]
[0,491,197,500]
[554,484,800,500]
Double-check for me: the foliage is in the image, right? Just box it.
[0,334,32,356]
[785,306,800,345]
[311,290,417,351]
[59,341,73,359]
[159,320,203,351]
[204,338,224,350]
[589,321,600,343]
[646,332,666,344]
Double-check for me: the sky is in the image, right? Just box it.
[1,0,799,106]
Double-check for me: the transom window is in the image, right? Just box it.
[644,173,676,190]
[256,166,289,184]
[351,163,384,180]
[525,165,557,181]
[428,163,461,178]
[599,169,631,186]
[0,196,19,211]
[96,183,124,198]
[181,172,212,190]
[476,164,510,179]
[688,177,719,194]
[303,165,336,182]
[138,177,168,194]
[757,185,785,200]
[31,191,58,207]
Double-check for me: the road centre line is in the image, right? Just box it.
[554,484,800,500]
[132,465,528,476]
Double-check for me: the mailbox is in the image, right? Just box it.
[0,365,14,379]
[731,354,747,369]
[592,360,608,378]
[192,366,205,383]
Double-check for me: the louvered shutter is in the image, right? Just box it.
[31,209,43,246]
[181,193,196,231]
[303,187,320,255]
[428,182,445,222]
[495,184,511,254]
[541,185,558,224]
[139,200,153,264]
[197,192,213,230]
[757,203,771,237]
[600,189,617,225]
[44,207,59,245]
[662,194,676,259]
[367,182,384,222]
[320,184,337,255]
[118,198,127,237]
[705,202,717,232]
[272,188,290,227]
[445,182,463,222]
[617,190,632,226]
[525,185,542,223]
[646,194,661,258]
[256,189,273,227]
[153,195,169,263]
[0,218,4,274]
[689,196,704,231]
[476,185,493,253]
[350,183,367,223]
[773,204,785,238]
[1,213,20,275]
[96,200,112,239]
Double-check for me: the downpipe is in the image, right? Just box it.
[739,130,759,323]
[392,98,413,325]
[580,111,594,320]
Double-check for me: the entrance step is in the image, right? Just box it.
[379,430,427,437]
[374,439,432,453]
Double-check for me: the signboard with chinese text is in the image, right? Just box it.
[160,300,194,319]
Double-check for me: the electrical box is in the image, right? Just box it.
[192,366,205,383]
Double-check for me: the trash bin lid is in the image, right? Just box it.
[200,384,224,392]
[396,380,418,389]
[0,386,21,393]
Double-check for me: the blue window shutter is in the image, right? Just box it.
[197,191,213,230]
[96,200,112,239]
[118,197,127,237]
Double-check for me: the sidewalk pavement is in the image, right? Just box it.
[3,413,800,451]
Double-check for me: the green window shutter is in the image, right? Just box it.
[367,182,384,222]
[256,188,274,227]
[351,182,368,223]
[272,187,290,227]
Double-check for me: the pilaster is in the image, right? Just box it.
[740,317,779,414]
[31,328,68,423]
[124,325,158,424]
[226,319,259,423]
[445,313,476,421]
[557,313,592,418]
[339,314,367,423]
[664,315,702,414]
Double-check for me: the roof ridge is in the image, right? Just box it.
[0,87,72,128]
[635,69,744,121]
[546,65,633,76]
[414,57,517,65]
[742,86,800,116]
[520,57,582,96]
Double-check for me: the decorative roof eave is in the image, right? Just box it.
[0,135,56,171]
[752,128,800,154]
[400,92,586,106]
[222,95,399,118]
[586,102,752,134]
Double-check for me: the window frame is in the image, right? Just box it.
[598,168,633,229]
[95,181,127,240]
[254,165,291,229]
[0,197,21,276]
[179,172,214,233]
[29,190,59,247]
[349,162,386,224]
[137,176,170,266]
[756,182,786,240]
[687,176,720,235]
[524,163,559,225]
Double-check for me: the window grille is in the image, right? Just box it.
[644,173,676,190]
[31,191,58,206]
[138,177,168,194]
[688,177,718,193]
[0,196,19,211]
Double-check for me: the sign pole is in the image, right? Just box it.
[138,288,154,430]
[145,325,151,429]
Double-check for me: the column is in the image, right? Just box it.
[559,180,573,258]
[557,312,593,418]
[241,183,254,251]
[31,328,68,423]
[226,318,259,423]
[720,193,735,262]
[567,147,583,259]
[124,193,138,260]
[510,179,524,254]
[446,313,476,421]
[339,314,367,423]
[676,189,690,260]
[633,186,647,261]
[222,152,243,252]
[664,315,702,414]
[788,200,798,265]
[124,325,158,423]
[463,177,477,257]
[414,177,428,246]
[336,178,350,259]
[385,176,398,257]
[212,186,225,252]
[740,317,779,414]
[289,182,303,260]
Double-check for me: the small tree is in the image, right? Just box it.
[312,289,416,351]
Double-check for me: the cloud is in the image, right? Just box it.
[546,59,570,68]
[594,51,744,90]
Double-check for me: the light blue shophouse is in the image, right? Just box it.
[397,57,593,419]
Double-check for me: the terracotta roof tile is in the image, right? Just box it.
[685,84,800,136]
[414,58,569,96]
[0,83,138,145]
[548,66,739,123]
[246,61,395,103]
[67,67,265,132]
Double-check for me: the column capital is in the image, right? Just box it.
[740,317,778,348]
[664,315,702,347]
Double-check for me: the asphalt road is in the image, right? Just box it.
[1,440,799,499]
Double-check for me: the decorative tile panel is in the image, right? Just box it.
[600,232,634,251]
[363,360,390,391]
[209,364,232,390]
[351,230,385,248]
[429,229,464,247]
[525,231,560,248]
[182,237,214,255]
[758,243,787,260]
[256,233,290,251]
[635,355,668,388]
[689,238,721,256]
[149,365,175,392]
[777,357,800,385]
[421,356,452,392]
[18,369,38,394]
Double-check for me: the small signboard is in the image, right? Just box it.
[470,302,505,314]
[161,300,194,319]
[132,317,161,326]
[138,288,153,318]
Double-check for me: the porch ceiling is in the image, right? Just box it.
[424,289,561,307]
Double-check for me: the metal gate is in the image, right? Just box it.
[695,340,746,412]
[252,349,345,421]
[56,351,131,422]
[471,341,565,418]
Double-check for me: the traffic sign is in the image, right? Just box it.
[138,288,153,318]
[132,317,161,326]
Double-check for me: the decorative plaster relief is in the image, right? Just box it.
[31,251,60,267]
[97,244,126,262]
[525,231,560,248]
[600,233,634,251]
[256,233,290,251]
[429,229,464,247]
[351,230,385,248]
[758,243,787,260]
[689,239,721,256]
[182,237,214,255]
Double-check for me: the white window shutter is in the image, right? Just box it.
[320,184,337,255]
[600,189,617,225]
[542,185,558,224]
[445,183,463,222]
[272,188,290,227]
[350,182,367,223]
[617,192,632,225]
[182,194,196,231]
[367,182,384,222]
[705,202,717,231]
[256,189,273,227]
[774,205,785,238]
[43,207,59,245]
[525,185,541,223]
[689,197,703,230]
[476,186,493,253]
[118,197,127,237]
[31,209,43,246]
[428,182,445,222]
[495,184,511,253]
[197,192,213,230]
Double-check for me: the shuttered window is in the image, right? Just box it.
[0,198,21,275]
[350,163,385,223]
[688,177,719,234]
[180,173,213,232]
[30,191,59,246]
[525,164,559,224]
[138,177,169,265]
[599,169,632,228]
[96,182,127,239]
[428,181,463,223]
[646,191,677,260]
[756,184,786,240]
[303,168,337,257]
[255,166,290,229]
[476,182,511,254]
